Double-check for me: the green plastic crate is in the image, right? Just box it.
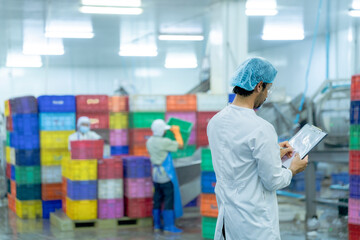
[201,148,213,171]
[202,217,217,239]
[165,118,193,146]
[15,166,41,185]
[129,112,165,129]
[171,145,196,159]
[350,125,360,150]
[6,131,10,146]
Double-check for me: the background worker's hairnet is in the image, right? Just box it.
[231,57,277,91]
[77,116,91,128]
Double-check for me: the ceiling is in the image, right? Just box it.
[0,0,357,69]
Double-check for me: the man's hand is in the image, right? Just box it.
[289,154,308,176]
[279,141,293,158]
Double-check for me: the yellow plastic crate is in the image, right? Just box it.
[5,100,10,117]
[16,199,42,219]
[61,157,69,178]
[41,149,70,166]
[40,131,75,149]
[66,159,97,181]
[110,113,128,129]
[6,147,11,163]
[16,218,43,233]
[66,198,97,220]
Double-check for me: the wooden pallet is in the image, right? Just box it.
[50,211,153,231]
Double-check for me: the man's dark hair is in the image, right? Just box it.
[233,82,268,97]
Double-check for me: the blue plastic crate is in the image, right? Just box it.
[10,96,38,114]
[331,172,349,185]
[11,165,15,181]
[16,184,42,201]
[289,172,323,192]
[351,101,360,125]
[39,113,76,131]
[228,94,235,103]
[201,171,216,194]
[11,133,39,150]
[15,149,40,166]
[185,197,198,207]
[67,179,97,200]
[123,156,151,178]
[350,175,360,199]
[111,146,129,156]
[38,95,76,113]
[12,114,39,134]
[42,200,62,219]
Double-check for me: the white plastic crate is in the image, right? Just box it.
[98,179,123,200]
[41,166,62,183]
[129,95,166,112]
[10,148,16,165]
[196,94,228,111]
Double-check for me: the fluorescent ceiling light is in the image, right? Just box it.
[45,19,94,39]
[79,6,143,15]
[45,31,94,38]
[158,35,204,41]
[119,45,158,57]
[352,0,360,9]
[23,38,64,55]
[349,9,360,17]
[262,16,304,40]
[246,9,278,16]
[82,0,141,7]
[6,54,42,68]
[165,53,198,69]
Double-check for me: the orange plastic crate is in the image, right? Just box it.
[166,95,197,112]
[8,193,16,213]
[42,183,62,201]
[109,96,129,112]
[130,146,149,157]
[10,180,16,197]
[200,193,218,217]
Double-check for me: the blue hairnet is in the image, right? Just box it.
[231,57,277,91]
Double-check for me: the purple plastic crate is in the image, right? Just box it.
[98,199,124,219]
[165,112,196,145]
[350,175,360,199]
[10,96,38,114]
[110,130,128,146]
[349,198,360,225]
[67,179,97,200]
[123,156,151,178]
[124,177,153,198]
[38,95,76,113]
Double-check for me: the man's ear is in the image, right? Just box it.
[255,81,263,93]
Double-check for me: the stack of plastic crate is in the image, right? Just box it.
[129,95,166,156]
[64,140,103,220]
[200,148,218,239]
[349,74,360,239]
[123,156,152,218]
[76,95,110,143]
[38,95,76,219]
[109,96,129,156]
[10,96,42,219]
[98,157,124,219]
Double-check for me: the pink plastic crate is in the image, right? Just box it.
[110,130,128,146]
[349,198,360,225]
[98,199,124,219]
[165,112,196,145]
[124,177,153,198]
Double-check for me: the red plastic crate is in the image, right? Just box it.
[352,75,360,101]
[197,127,209,146]
[6,163,11,179]
[197,112,217,129]
[62,177,67,196]
[109,96,129,113]
[129,129,152,146]
[62,195,66,214]
[350,151,360,175]
[6,116,13,132]
[98,199,124,219]
[125,197,152,218]
[70,140,104,160]
[77,113,109,129]
[8,193,16,213]
[76,95,109,113]
[124,177,153,198]
[349,223,360,240]
[98,158,123,179]
[42,183,62,201]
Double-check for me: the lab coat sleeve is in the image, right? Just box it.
[250,124,292,192]
[163,138,179,153]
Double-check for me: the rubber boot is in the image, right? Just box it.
[162,210,183,234]
[153,209,162,232]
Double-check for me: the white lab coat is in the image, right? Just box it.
[68,131,101,150]
[207,105,293,240]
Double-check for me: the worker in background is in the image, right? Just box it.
[207,57,309,240]
[68,116,101,150]
[146,119,184,234]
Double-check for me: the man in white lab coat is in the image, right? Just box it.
[207,57,309,240]
[68,116,101,150]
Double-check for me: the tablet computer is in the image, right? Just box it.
[282,124,327,168]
